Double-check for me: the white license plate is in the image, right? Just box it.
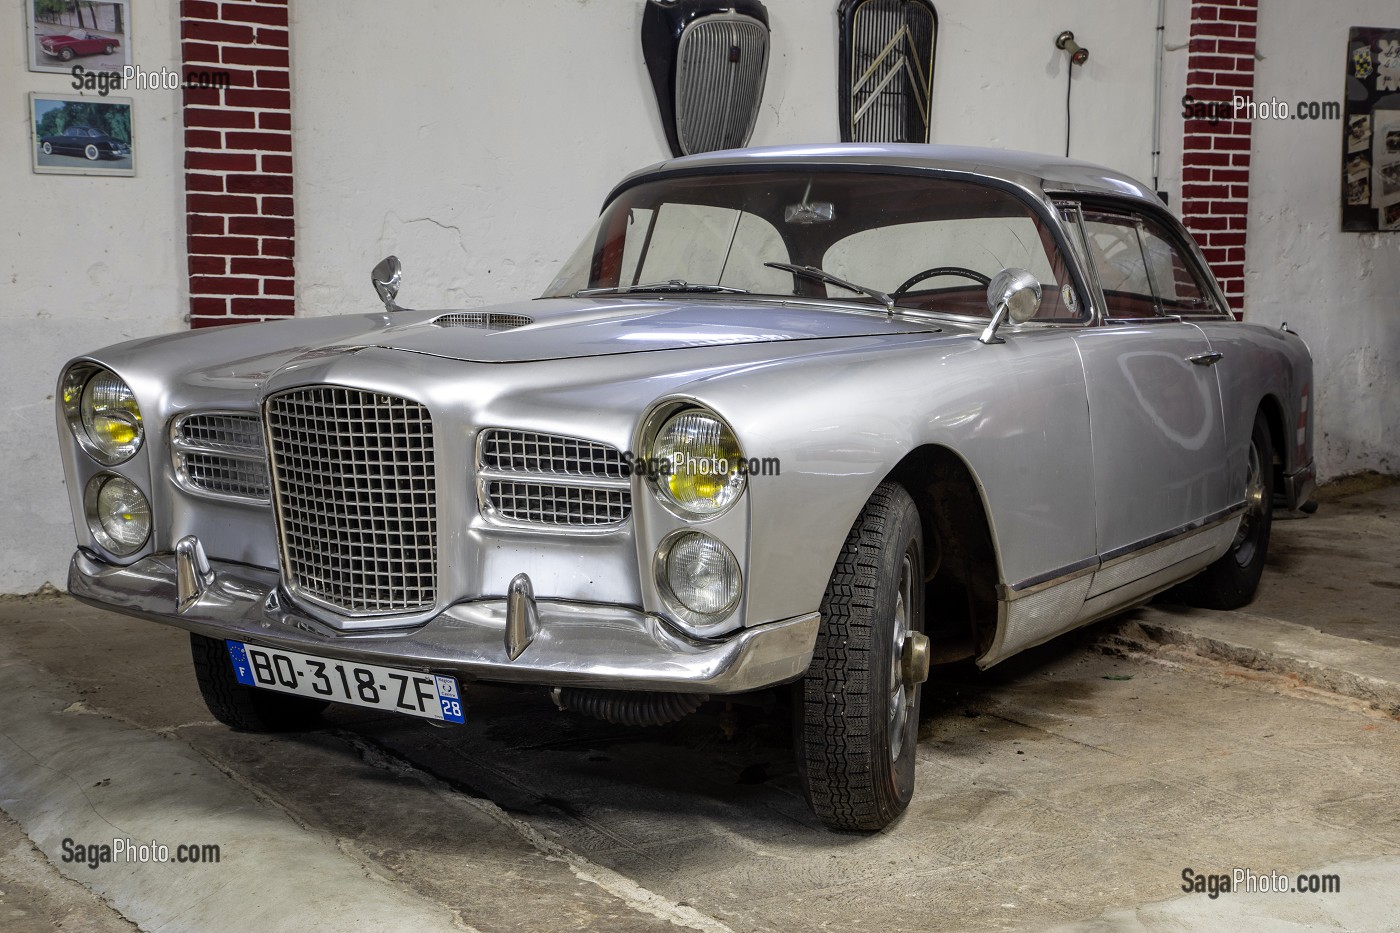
[226,641,464,724]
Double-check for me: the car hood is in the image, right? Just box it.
[372,297,943,363]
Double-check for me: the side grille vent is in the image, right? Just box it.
[171,412,270,503]
[478,429,631,527]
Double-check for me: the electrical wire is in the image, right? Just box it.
[1065,66,1073,158]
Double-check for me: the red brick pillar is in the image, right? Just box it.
[180,0,294,328]
[1180,0,1258,318]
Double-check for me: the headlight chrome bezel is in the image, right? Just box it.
[83,472,152,557]
[646,404,747,520]
[61,363,145,465]
[653,530,743,634]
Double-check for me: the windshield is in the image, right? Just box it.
[544,170,1082,320]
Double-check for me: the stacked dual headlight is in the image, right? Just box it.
[61,364,150,557]
[648,407,744,632]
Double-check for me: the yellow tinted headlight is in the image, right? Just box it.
[61,364,144,464]
[650,408,746,517]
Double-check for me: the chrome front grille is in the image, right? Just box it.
[478,429,631,527]
[265,387,437,615]
[674,14,769,155]
[171,412,270,502]
[845,0,936,144]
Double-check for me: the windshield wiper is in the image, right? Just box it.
[574,279,750,297]
[764,262,895,313]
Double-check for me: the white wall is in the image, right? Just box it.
[0,0,186,594]
[290,0,1166,316]
[1245,0,1400,479]
[2,0,1395,592]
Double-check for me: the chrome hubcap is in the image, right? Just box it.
[1233,440,1265,563]
[887,553,915,763]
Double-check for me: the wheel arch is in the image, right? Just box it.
[1257,393,1287,490]
[885,444,1000,663]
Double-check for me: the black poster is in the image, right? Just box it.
[1343,26,1400,231]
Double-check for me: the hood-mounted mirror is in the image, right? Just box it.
[979,268,1041,345]
[371,255,404,312]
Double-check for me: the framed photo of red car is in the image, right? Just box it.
[26,0,130,75]
[31,93,135,177]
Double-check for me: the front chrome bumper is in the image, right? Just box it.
[68,549,819,694]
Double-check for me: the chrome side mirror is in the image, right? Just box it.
[371,255,404,312]
[979,268,1041,345]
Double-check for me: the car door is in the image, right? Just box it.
[1071,207,1231,568]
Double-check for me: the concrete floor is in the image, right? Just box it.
[1,482,1397,932]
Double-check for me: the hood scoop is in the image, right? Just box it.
[432,312,533,331]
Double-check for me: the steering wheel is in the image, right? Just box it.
[892,266,990,297]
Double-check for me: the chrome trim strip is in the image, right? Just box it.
[474,468,631,491]
[1097,501,1245,566]
[1000,555,1099,599]
[1002,502,1246,601]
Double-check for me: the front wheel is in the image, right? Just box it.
[1173,410,1274,610]
[84,144,100,161]
[191,633,327,731]
[41,142,52,155]
[60,48,74,61]
[796,482,926,831]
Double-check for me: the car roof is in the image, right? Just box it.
[611,142,1163,209]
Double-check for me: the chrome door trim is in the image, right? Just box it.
[1000,501,1245,601]
[1098,500,1244,565]
[999,555,1099,599]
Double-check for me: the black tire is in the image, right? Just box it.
[190,633,327,731]
[60,48,73,61]
[797,482,925,832]
[1173,410,1274,610]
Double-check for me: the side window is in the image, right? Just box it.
[1137,216,1219,315]
[823,214,1081,321]
[1081,212,1158,319]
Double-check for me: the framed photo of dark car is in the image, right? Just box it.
[26,0,130,75]
[31,93,135,177]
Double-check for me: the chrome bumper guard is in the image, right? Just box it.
[68,547,820,694]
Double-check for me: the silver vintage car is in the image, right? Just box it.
[58,144,1315,831]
